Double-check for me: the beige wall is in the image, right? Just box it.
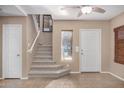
[110,13,124,79]
[0,16,27,78]
[53,20,111,72]
[27,15,37,48]
[26,15,37,74]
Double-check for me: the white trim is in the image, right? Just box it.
[101,72,124,81]
[100,71,109,73]
[2,24,22,79]
[2,25,5,79]
[79,29,102,73]
[20,25,22,79]
[27,31,40,53]
[70,72,80,74]
[21,77,28,80]
[15,5,27,16]
[0,78,3,80]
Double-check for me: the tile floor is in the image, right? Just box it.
[0,73,124,88]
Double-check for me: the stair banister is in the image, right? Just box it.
[27,15,40,53]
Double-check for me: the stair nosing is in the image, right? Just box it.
[29,68,70,74]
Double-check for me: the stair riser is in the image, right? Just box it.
[37,47,52,49]
[35,51,52,53]
[33,59,52,61]
[29,69,71,75]
[34,57,52,60]
[35,49,52,52]
[35,49,52,51]
[34,54,52,56]
[34,56,52,58]
[35,52,52,54]
[35,50,52,52]
[34,52,52,56]
[35,47,52,50]
[37,45,52,47]
[31,67,64,71]
[29,70,70,78]
[34,55,52,57]
[58,70,70,77]
[32,62,55,65]
[29,74,60,78]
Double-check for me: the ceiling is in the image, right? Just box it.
[0,5,124,20]
[0,5,26,16]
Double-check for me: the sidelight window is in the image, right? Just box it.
[61,30,73,61]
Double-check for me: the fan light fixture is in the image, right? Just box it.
[81,6,92,14]
[60,7,68,15]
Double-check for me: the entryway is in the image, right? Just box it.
[2,24,22,79]
[79,29,101,72]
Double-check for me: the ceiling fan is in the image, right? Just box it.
[61,5,106,17]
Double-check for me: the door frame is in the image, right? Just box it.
[79,29,102,72]
[2,24,22,79]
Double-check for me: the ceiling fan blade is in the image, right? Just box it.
[77,10,82,17]
[92,7,105,13]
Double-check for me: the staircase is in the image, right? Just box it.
[29,43,71,78]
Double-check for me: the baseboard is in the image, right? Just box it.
[0,78,3,80]
[0,77,28,80]
[0,75,3,79]
[21,77,28,80]
[100,71,109,73]
[101,71,124,81]
[0,74,2,79]
[70,72,80,74]
[109,72,124,81]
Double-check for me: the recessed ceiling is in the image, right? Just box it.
[0,5,124,20]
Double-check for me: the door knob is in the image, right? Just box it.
[17,54,20,56]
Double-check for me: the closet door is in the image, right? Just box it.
[3,24,22,78]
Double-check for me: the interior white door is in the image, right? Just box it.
[3,24,22,78]
[80,29,101,72]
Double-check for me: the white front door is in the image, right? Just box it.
[3,24,22,78]
[80,29,101,72]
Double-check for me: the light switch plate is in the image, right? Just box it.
[75,46,79,52]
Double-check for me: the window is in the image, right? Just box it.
[61,30,73,61]
[114,25,124,64]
